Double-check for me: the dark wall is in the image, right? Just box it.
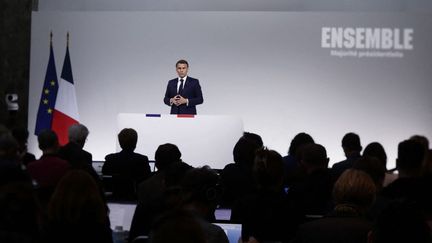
[0,0,32,130]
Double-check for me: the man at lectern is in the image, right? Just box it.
[164,59,203,115]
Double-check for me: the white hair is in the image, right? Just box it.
[68,124,89,144]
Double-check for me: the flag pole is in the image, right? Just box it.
[67,31,69,47]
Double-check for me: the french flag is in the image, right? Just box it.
[52,39,79,145]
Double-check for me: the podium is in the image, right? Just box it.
[117,113,244,169]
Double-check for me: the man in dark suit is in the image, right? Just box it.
[164,59,203,115]
[58,124,100,184]
[331,132,362,180]
[59,124,92,168]
[102,128,151,200]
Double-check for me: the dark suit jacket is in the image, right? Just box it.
[59,142,93,168]
[58,142,100,183]
[163,76,203,114]
[102,150,151,200]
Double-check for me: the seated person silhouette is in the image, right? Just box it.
[102,128,151,201]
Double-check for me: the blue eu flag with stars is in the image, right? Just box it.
[35,42,58,135]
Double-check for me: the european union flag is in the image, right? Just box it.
[34,42,58,135]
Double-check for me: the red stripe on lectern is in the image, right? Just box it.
[177,114,195,118]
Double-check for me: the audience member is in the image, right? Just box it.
[179,166,228,243]
[368,200,432,243]
[59,124,92,168]
[410,135,431,176]
[11,126,36,166]
[102,128,151,201]
[243,131,264,148]
[283,132,315,187]
[331,132,362,180]
[232,148,299,243]
[294,169,376,243]
[58,124,101,185]
[220,135,260,208]
[0,132,20,164]
[381,139,432,222]
[0,178,42,243]
[362,142,397,186]
[148,209,207,243]
[136,143,191,203]
[130,144,193,241]
[0,132,39,243]
[352,156,389,220]
[0,132,30,183]
[26,130,70,211]
[43,170,112,243]
[288,143,334,218]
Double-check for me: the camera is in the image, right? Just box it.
[5,93,19,111]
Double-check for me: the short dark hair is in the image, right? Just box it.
[302,143,328,168]
[155,143,182,171]
[253,148,284,189]
[397,139,425,172]
[233,136,260,167]
[118,128,138,151]
[342,132,362,151]
[176,59,189,67]
[288,132,314,155]
[38,130,59,151]
[243,132,264,148]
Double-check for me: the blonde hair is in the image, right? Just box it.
[333,169,376,213]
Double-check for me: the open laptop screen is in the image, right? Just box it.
[107,202,137,231]
[215,223,242,243]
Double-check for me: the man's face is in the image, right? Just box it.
[176,63,188,78]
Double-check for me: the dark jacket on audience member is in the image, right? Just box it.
[231,189,300,243]
[59,142,93,168]
[294,209,372,243]
[102,150,151,200]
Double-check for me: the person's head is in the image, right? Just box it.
[352,156,386,190]
[396,139,425,177]
[118,128,138,151]
[37,130,60,153]
[243,131,264,148]
[149,209,206,243]
[333,169,376,213]
[288,132,314,156]
[68,124,89,148]
[155,143,182,171]
[342,132,362,156]
[253,148,284,191]
[11,126,29,151]
[233,136,261,169]
[48,170,107,225]
[300,143,329,172]
[176,59,189,78]
[363,142,387,170]
[409,135,431,176]
[369,200,432,243]
[0,133,19,162]
[180,166,222,215]
[410,135,429,151]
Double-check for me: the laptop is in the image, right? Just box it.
[107,202,137,231]
[215,223,242,243]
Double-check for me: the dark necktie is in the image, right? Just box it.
[178,78,184,94]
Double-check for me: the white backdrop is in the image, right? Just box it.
[28,11,432,169]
